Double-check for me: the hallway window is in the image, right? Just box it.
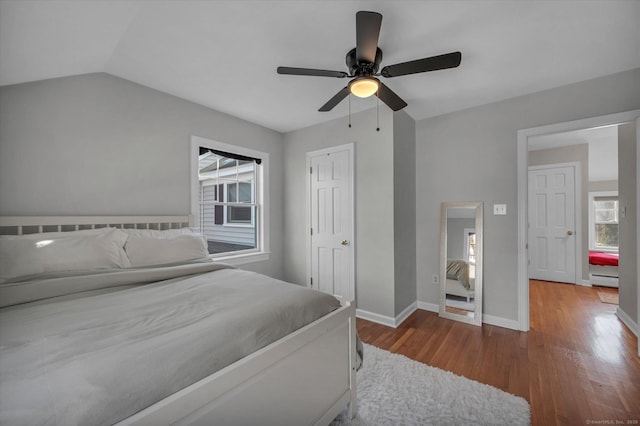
[590,192,619,251]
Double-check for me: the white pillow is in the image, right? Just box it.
[124,234,210,267]
[120,228,200,239]
[0,228,130,283]
[121,227,208,248]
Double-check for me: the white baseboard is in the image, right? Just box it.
[395,301,417,326]
[417,301,438,313]
[417,301,519,330]
[356,301,418,328]
[616,307,639,337]
[358,302,516,332]
[356,309,395,327]
[482,313,520,331]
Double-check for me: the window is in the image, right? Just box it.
[464,228,476,278]
[227,181,252,223]
[191,136,269,263]
[589,191,619,252]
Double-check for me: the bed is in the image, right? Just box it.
[588,250,619,288]
[0,215,358,426]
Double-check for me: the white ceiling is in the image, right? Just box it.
[1,0,639,133]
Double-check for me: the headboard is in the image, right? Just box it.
[0,215,193,236]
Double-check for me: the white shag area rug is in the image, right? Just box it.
[331,344,530,426]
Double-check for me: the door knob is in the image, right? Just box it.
[341,240,349,246]
[567,230,574,236]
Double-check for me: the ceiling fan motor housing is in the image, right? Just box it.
[346,47,383,76]
[277,10,460,112]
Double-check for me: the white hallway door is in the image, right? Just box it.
[307,144,354,304]
[528,164,577,284]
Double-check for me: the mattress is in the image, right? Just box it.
[588,251,619,267]
[0,262,340,426]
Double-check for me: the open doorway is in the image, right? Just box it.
[516,110,640,332]
[527,126,619,287]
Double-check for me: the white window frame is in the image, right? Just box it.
[191,135,270,265]
[463,228,476,279]
[588,190,619,253]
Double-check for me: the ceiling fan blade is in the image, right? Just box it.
[355,11,382,63]
[375,82,407,111]
[319,87,350,112]
[277,67,348,78]
[381,51,462,78]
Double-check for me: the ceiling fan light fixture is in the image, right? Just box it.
[349,77,379,98]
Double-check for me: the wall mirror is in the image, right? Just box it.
[439,202,483,326]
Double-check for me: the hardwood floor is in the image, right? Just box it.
[356,280,640,425]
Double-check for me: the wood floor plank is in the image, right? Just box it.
[356,280,640,425]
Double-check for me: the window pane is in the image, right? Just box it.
[198,148,258,255]
[228,183,237,202]
[594,199,618,224]
[238,182,251,202]
[595,200,616,210]
[595,210,616,223]
[228,205,253,223]
[595,224,619,249]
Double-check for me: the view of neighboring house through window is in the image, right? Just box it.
[593,195,619,251]
[198,147,259,255]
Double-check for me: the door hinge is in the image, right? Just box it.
[310,277,313,287]
[310,228,313,236]
[310,166,312,174]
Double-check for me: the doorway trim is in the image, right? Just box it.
[305,143,356,302]
[517,109,640,332]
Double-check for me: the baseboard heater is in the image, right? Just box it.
[589,272,619,288]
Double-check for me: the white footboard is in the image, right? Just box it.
[118,301,357,426]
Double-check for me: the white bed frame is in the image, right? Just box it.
[0,215,358,426]
[445,278,474,303]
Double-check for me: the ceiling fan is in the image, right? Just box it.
[277,11,462,112]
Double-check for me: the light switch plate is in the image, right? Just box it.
[493,204,507,215]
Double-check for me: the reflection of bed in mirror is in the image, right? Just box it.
[446,259,474,303]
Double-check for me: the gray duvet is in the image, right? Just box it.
[0,263,341,426]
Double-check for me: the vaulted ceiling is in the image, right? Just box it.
[1,0,638,133]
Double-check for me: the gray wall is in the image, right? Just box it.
[528,144,589,282]
[283,108,397,318]
[618,122,637,323]
[637,118,640,356]
[416,68,640,323]
[0,73,285,278]
[393,111,417,315]
[589,180,618,192]
[283,108,417,319]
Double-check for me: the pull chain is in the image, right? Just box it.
[376,89,380,132]
[348,94,352,128]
